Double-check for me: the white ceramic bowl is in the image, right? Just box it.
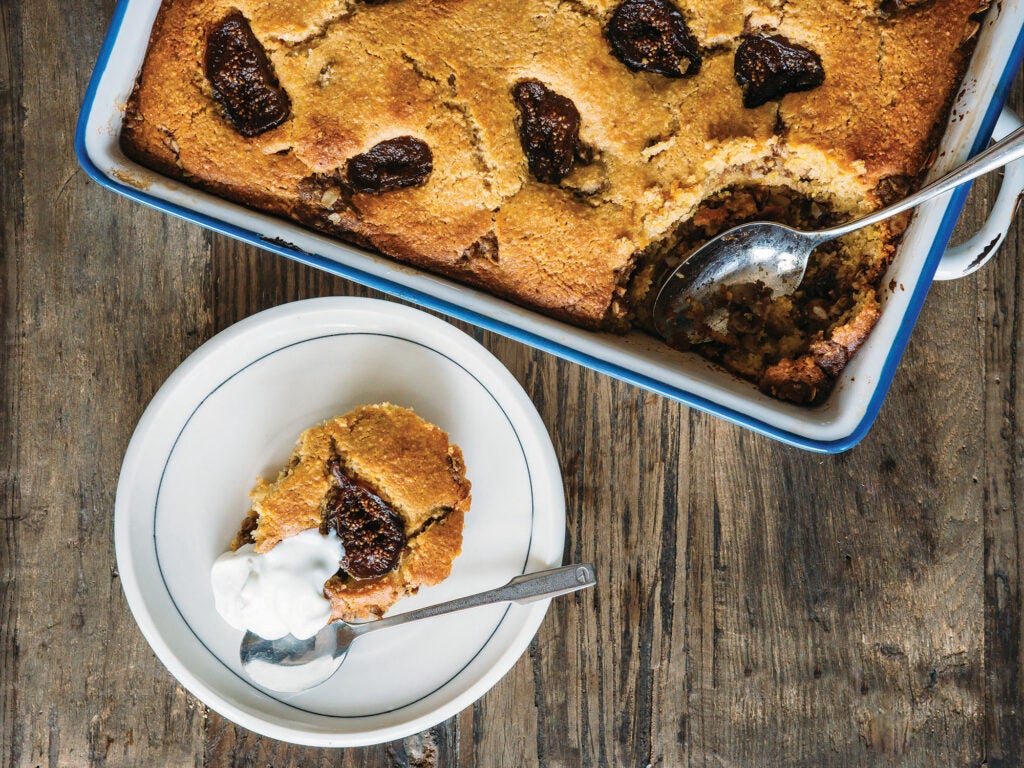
[114,297,566,746]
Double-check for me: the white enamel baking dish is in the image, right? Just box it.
[77,0,1024,452]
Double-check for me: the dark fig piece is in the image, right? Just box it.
[324,459,407,580]
[512,79,585,184]
[605,0,701,78]
[346,136,433,193]
[734,34,825,109]
[205,12,290,137]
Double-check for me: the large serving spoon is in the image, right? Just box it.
[239,563,597,693]
[652,123,1024,343]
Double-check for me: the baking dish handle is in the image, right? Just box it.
[935,107,1024,280]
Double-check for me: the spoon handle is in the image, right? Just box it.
[349,564,597,637]
[821,124,1024,239]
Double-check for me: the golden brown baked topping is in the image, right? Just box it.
[734,34,825,109]
[346,136,433,193]
[324,458,407,579]
[605,0,701,78]
[204,12,290,137]
[512,80,587,184]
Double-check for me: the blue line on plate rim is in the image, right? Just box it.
[151,331,538,719]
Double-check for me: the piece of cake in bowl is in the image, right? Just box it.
[218,403,472,632]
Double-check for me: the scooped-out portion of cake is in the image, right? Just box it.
[228,403,472,625]
[121,0,985,403]
[628,186,902,403]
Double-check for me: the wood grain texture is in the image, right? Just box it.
[978,83,1024,768]
[2,1,1023,765]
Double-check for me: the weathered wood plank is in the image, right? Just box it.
[2,0,1023,764]
[0,0,26,761]
[979,83,1024,768]
[2,0,212,764]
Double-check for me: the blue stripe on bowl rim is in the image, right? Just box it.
[75,1,1024,454]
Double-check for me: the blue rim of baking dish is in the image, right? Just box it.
[75,2,1024,454]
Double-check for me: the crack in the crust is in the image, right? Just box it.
[271,1,357,50]
[701,39,737,55]
[773,102,786,136]
[157,125,183,166]
[399,52,500,192]
[399,51,455,95]
[441,100,497,188]
[554,0,606,22]
[408,505,457,541]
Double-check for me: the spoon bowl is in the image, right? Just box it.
[240,625,362,693]
[651,222,819,343]
[239,563,597,692]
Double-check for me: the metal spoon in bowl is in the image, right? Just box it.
[239,563,597,693]
[652,123,1024,344]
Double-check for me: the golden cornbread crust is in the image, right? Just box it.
[123,0,983,400]
[236,403,471,620]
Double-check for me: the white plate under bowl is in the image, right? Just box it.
[114,297,566,747]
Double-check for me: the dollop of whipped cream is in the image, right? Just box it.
[210,528,344,640]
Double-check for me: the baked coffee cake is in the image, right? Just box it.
[234,404,472,621]
[121,0,984,403]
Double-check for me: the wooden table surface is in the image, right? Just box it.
[3,2,1024,765]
